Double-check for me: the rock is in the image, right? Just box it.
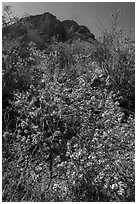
[3,12,97,49]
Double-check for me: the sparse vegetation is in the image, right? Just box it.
[2,7,135,202]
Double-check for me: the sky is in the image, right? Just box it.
[2,2,135,39]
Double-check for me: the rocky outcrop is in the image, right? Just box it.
[3,12,97,49]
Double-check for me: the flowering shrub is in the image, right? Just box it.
[2,9,134,202]
[92,11,135,113]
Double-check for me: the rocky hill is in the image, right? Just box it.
[3,12,98,49]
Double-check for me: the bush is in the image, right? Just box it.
[2,8,135,202]
[92,11,135,113]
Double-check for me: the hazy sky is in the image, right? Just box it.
[3,2,135,39]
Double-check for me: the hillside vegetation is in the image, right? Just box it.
[2,6,135,202]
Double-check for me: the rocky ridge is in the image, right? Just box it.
[3,12,98,49]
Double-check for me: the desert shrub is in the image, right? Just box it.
[2,40,47,131]
[64,93,134,202]
[92,11,135,113]
[3,55,135,201]
[2,8,134,202]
